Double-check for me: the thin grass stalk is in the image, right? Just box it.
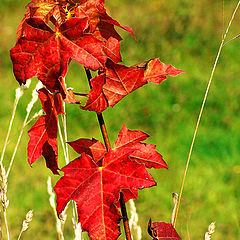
[6,82,43,177]
[172,0,240,227]
[47,177,66,240]
[3,212,10,240]
[0,78,31,163]
[0,164,10,240]
[57,110,78,234]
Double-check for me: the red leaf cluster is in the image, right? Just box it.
[10,0,185,239]
[11,0,184,113]
[28,88,64,174]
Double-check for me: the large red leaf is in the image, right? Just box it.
[10,17,106,93]
[148,219,182,240]
[28,88,64,174]
[54,149,156,240]
[82,59,184,113]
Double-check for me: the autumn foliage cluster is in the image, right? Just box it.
[10,0,183,239]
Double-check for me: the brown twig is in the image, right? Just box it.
[84,68,132,240]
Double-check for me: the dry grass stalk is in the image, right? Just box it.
[205,222,215,240]
[6,82,43,177]
[73,221,82,240]
[172,0,240,227]
[129,199,142,240]
[47,176,67,240]
[17,210,33,240]
[0,163,10,240]
[0,79,31,164]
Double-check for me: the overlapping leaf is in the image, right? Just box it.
[11,16,107,94]
[82,59,184,113]
[54,149,156,240]
[148,219,182,240]
[28,88,64,174]
[75,1,133,41]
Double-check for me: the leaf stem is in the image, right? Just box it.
[84,68,132,240]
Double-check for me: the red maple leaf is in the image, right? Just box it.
[82,59,184,113]
[54,149,156,240]
[10,16,107,93]
[148,219,182,240]
[75,1,134,41]
[28,88,64,174]
[67,124,167,205]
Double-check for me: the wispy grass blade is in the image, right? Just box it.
[172,0,240,227]
[6,82,42,177]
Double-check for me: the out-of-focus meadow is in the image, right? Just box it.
[0,0,240,239]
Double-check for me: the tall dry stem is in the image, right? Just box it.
[172,0,240,227]
[0,164,10,240]
[47,176,66,240]
[0,79,31,164]
[6,82,42,177]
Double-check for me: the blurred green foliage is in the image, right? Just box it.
[0,0,240,239]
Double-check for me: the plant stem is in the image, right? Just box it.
[84,68,132,240]
[120,192,132,240]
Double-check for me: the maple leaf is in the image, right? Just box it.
[10,17,107,94]
[82,59,184,113]
[148,219,182,240]
[28,88,64,174]
[54,149,156,240]
[67,124,167,206]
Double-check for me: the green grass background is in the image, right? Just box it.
[0,0,240,239]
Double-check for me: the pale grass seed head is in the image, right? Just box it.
[129,199,142,240]
[22,210,33,232]
[73,220,82,240]
[26,81,43,113]
[205,222,216,240]
[0,163,9,210]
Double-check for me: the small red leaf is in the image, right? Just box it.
[114,124,149,149]
[142,58,185,84]
[148,219,182,240]
[68,138,106,162]
[103,37,122,63]
[103,61,146,107]
[27,88,63,174]
[81,73,108,113]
